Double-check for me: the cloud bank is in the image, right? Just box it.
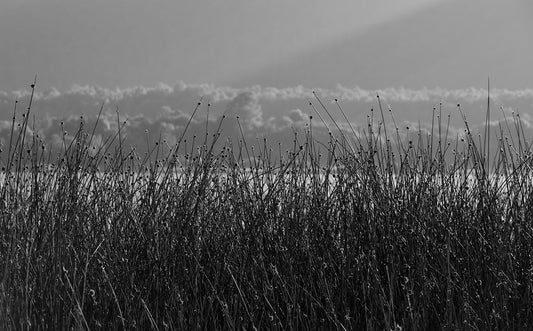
[3,82,533,109]
[1,82,532,160]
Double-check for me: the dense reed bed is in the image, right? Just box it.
[2,84,533,330]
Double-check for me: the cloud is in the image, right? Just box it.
[1,81,533,163]
[223,92,263,130]
[278,108,311,130]
[3,82,533,120]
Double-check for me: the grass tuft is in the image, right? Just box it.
[1,86,533,329]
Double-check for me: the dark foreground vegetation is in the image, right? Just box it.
[2,85,533,330]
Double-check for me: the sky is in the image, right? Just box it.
[1,0,533,154]
[1,0,449,90]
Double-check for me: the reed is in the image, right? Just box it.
[1,83,533,329]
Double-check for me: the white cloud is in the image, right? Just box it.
[3,82,533,119]
[282,108,310,127]
[224,92,263,130]
[1,82,532,155]
[335,85,533,103]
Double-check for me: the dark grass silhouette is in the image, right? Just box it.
[2,81,533,330]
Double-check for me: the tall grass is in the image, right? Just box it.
[1,83,533,330]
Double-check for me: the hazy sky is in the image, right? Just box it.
[6,0,530,91]
[1,0,533,152]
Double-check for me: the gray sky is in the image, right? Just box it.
[1,0,533,152]
[5,0,529,91]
